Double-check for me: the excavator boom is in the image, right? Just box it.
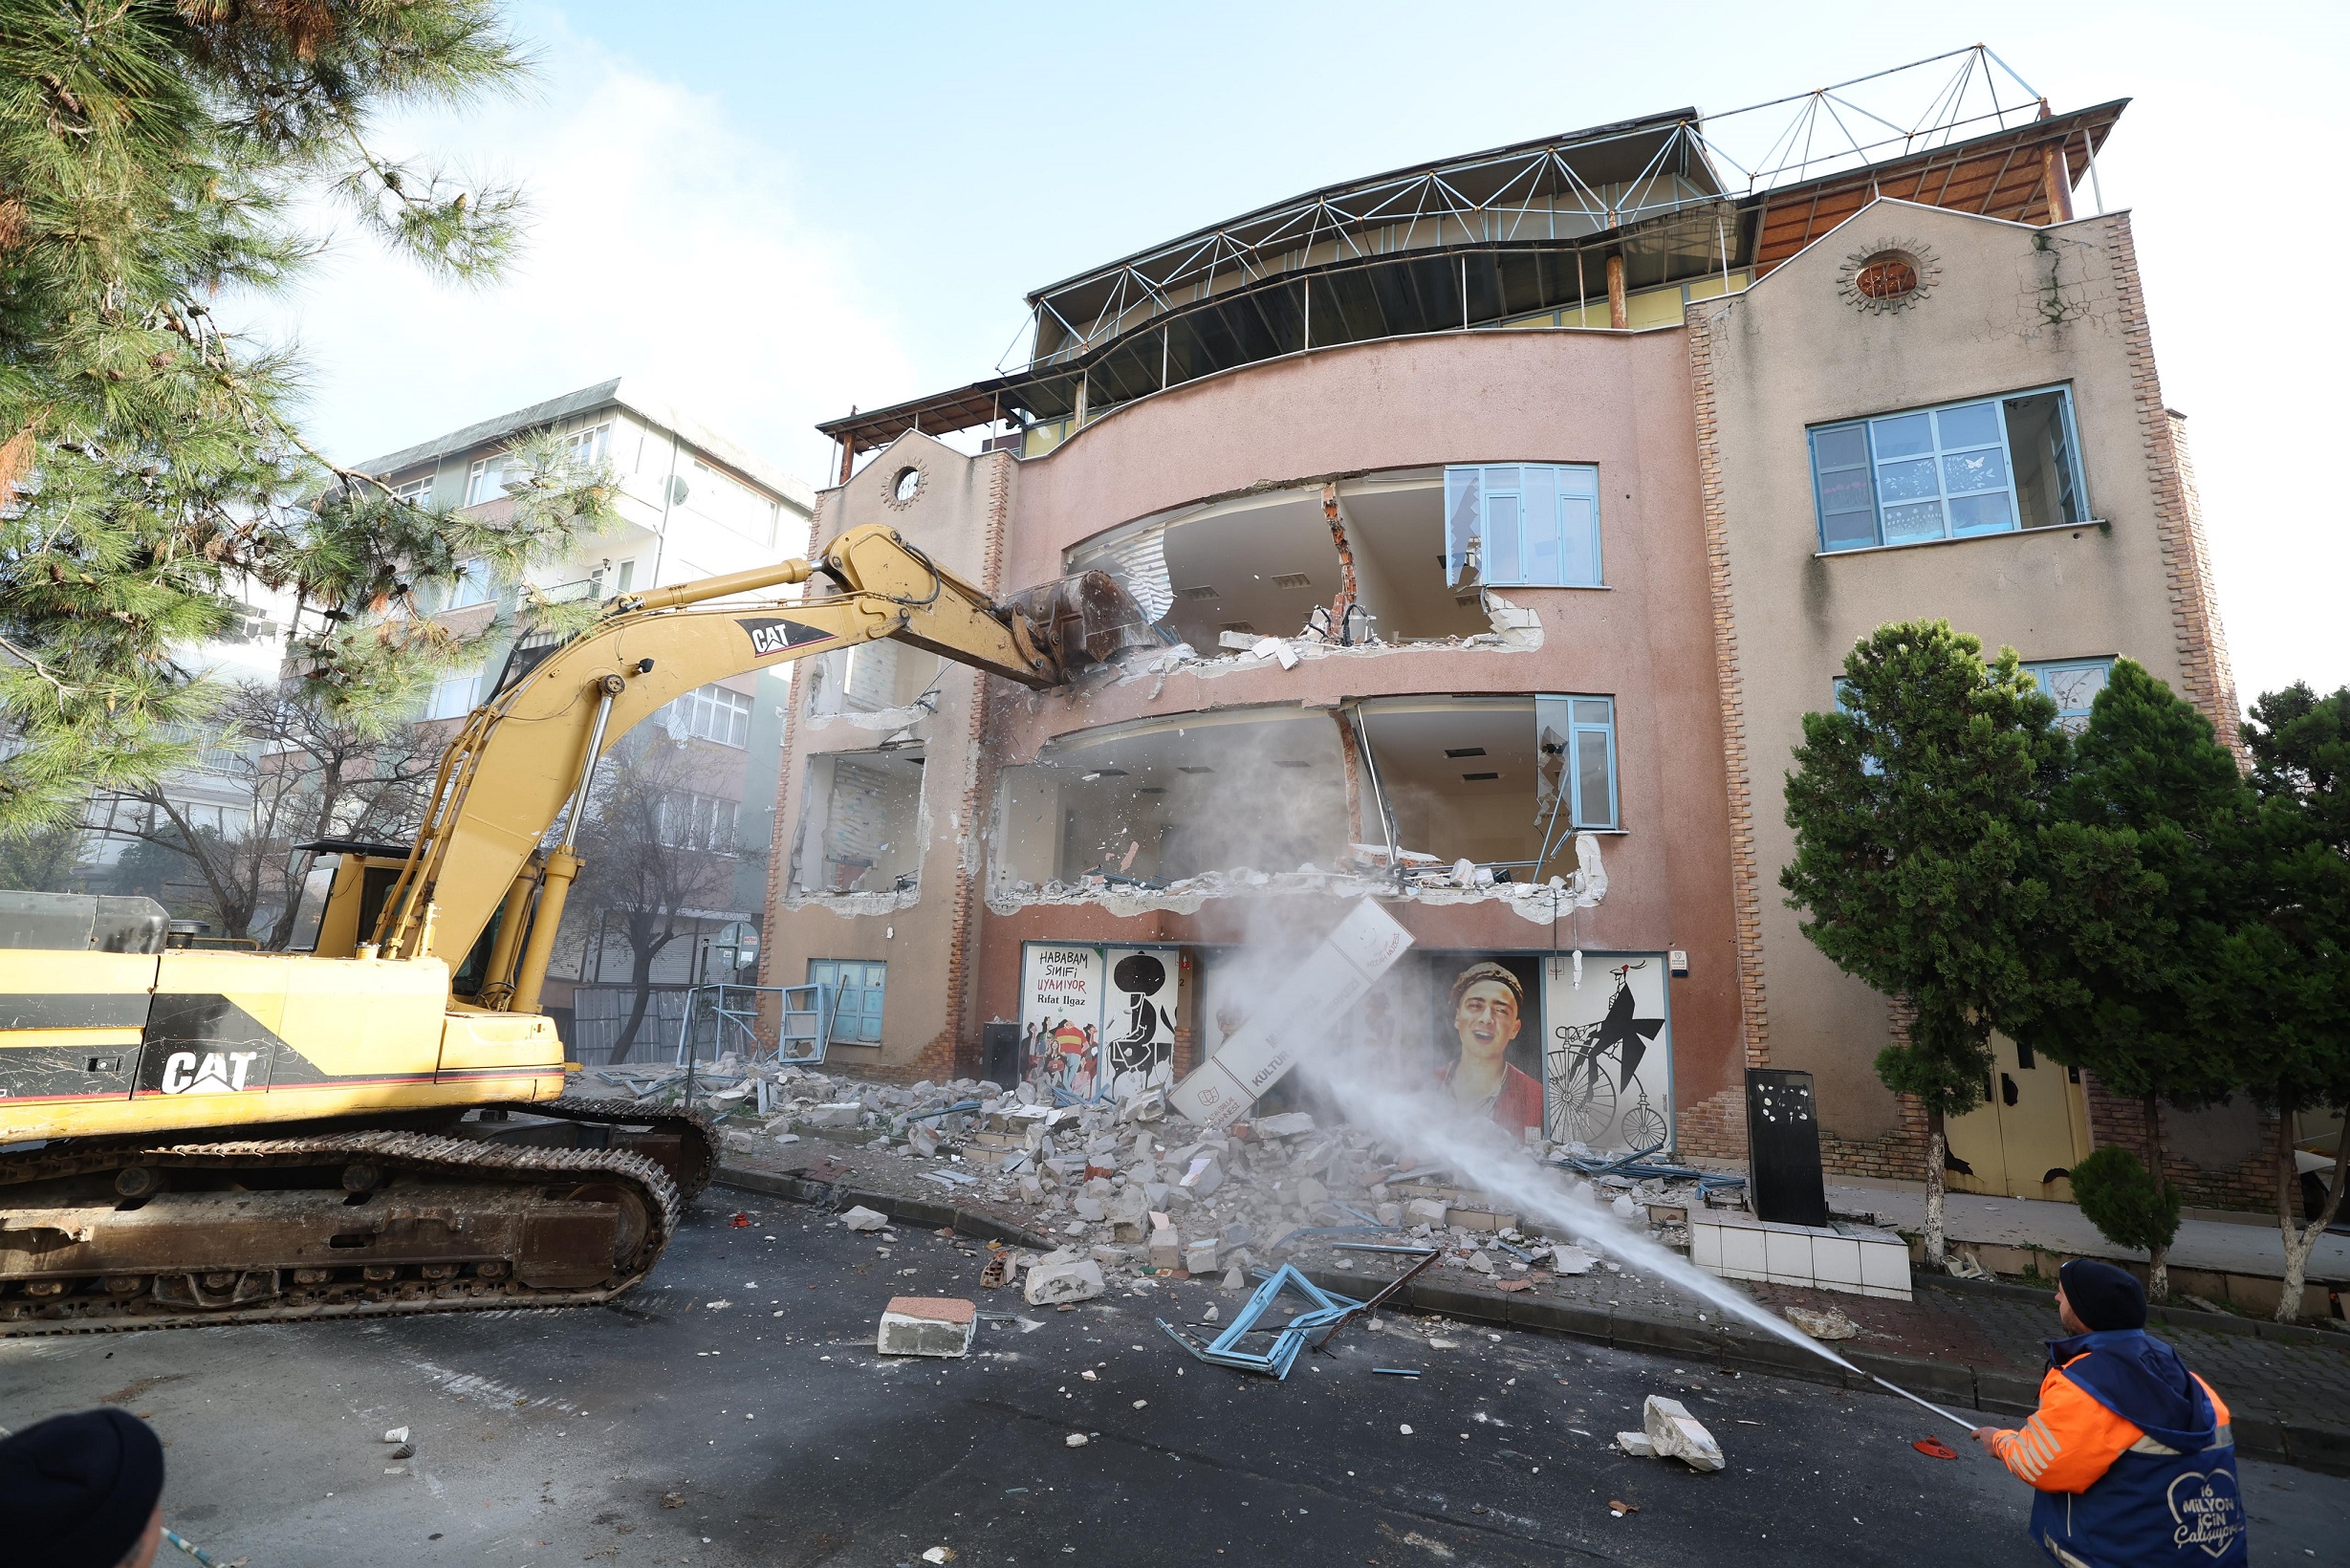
[0,524,1150,1334]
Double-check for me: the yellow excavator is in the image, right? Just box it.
[0,524,1149,1333]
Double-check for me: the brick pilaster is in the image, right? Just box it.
[911,447,1017,1081]
[1685,296,1773,1070]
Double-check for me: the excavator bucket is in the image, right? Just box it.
[1002,570,1161,676]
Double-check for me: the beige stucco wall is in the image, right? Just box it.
[762,432,1011,1072]
[1694,200,2226,1145]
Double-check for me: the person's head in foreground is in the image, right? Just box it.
[0,1408,165,1568]
[2055,1255,2147,1334]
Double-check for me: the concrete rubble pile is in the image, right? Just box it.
[587,1057,1735,1301]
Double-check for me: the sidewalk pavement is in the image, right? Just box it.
[1827,1181,2350,1283]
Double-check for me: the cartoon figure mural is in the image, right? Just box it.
[1541,954,1672,1153]
[1019,943,1179,1102]
[1104,951,1177,1100]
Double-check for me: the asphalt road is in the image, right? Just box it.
[3,1200,2342,1568]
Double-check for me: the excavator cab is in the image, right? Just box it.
[280,839,419,959]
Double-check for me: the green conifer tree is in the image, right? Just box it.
[2230,684,2350,1320]
[1,2,613,836]
[1781,621,2063,1266]
[2018,660,2257,1301]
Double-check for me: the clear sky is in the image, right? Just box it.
[238,1,2350,705]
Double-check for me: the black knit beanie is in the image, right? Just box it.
[2059,1257,2149,1332]
[0,1408,164,1568]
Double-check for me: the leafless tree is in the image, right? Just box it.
[564,730,743,1061]
[94,681,444,943]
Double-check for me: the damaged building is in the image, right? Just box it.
[761,56,2261,1207]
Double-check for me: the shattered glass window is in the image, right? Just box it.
[2023,657,2114,735]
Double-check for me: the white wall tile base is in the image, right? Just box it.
[1689,1210,1912,1300]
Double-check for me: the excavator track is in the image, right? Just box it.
[476,1096,718,1200]
[0,1128,681,1337]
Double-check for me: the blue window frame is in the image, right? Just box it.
[1445,464,1601,588]
[1535,694,1618,829]
[1810,386,2087,553]
[2024,658,2114,735]
[809,959,885,1044]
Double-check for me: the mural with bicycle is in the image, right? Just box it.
[1540,952,1674,1155]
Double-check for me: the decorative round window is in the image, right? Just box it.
[1854,255,1918,300]
[883,463,925,509]
[1838,241,1938,315]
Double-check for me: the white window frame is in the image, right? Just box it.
[1444,463,1602,588]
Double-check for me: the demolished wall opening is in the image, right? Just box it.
[790,748,926,898]
[1066,469,1491,657]
[990,707,1350,899]
[1352,693,1613,878]
[804,640,946,719]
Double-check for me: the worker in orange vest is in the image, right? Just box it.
[1971,1258,2245,1567]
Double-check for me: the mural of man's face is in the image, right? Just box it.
[1454,979,1520,1063]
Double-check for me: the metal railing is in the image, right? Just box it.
[672,982,835,1068]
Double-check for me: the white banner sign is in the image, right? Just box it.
[1168,901,1414,1129]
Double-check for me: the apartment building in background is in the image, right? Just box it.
[359,381,815,1049]
[763,55,2269,1208]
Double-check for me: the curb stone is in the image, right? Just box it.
[710,1165,2350,1477]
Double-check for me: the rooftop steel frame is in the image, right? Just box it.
[1020,47,2051,371]
[818,48,2117,467]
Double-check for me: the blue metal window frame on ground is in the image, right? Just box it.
[1810,383,2087,552]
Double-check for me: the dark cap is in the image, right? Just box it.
[0,1408,164,1568]
[2059,1257,2149,1332]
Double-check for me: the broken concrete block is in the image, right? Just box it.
[878,1296,976,1359]
[1375,1202,1403,1228]
[1252,1112,1316,1139]
[1783,1305,1860,1341]
[840,1206,889,1231]
[1149,1223,1181,1272]
[1072,1196,1107,1223]
[1089,1245,1132,1267]
[381,1426,409,1445]
[1143,1182,1171,1209]
[1179,1157,1224,1197]
[1465,1251,1495,1275]
[1616,1431,1655,1457]
[803,1102,863,1128]
[1643,1396,1725,1472]
[1221,1266,1246,1290]
[1184,1239,1220,1274]
[1549,1245,1598,1275]
[906,1122,940,1157]
[1018,1174,1046,1204]
[1024,1257,1105,1306]
[1405,1198,1450,1228]
[1292,1176,1329,1209]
